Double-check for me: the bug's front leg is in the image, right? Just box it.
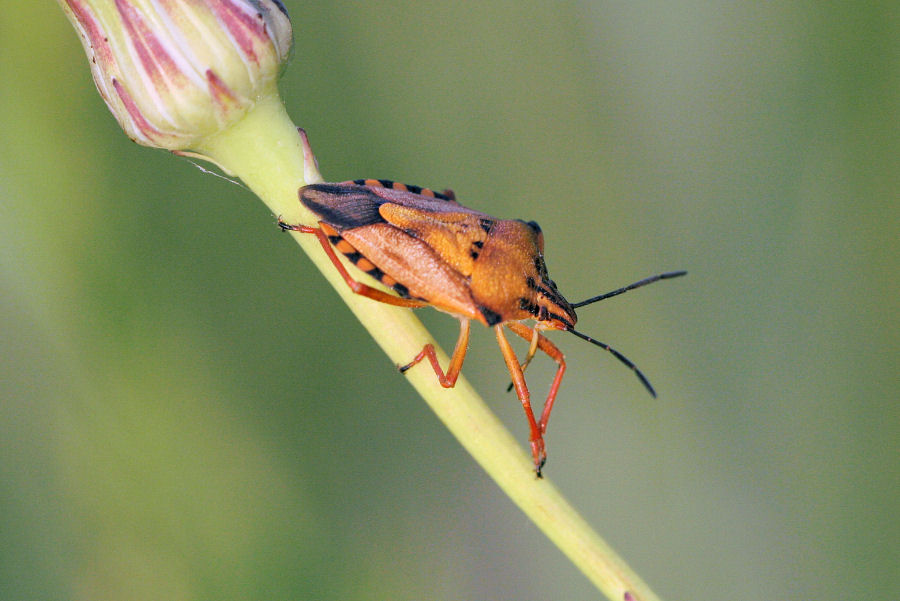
[505,321,567,436]
[504,325,541,392]
[495,324,546,476]
[278,219,429,309]
[399,319,470,388]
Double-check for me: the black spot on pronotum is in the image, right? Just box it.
[478,305,503,326]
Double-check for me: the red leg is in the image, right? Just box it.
[495,324,546,476]
[399,319,470,388]
[280,220,428,309]
[503,325,541,392]
[505,322,567,436]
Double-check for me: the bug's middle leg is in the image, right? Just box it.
[495,324,546,476]
[399,319,470,388]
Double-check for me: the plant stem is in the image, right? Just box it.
[194,93,662,601]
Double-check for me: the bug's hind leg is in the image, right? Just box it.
[399,319,470,388]
[505,322,567,437]
[495,324,547,476]
[279,219,429,309]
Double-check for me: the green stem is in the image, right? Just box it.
[195,93,661,601]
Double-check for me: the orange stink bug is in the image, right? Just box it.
[280,177,685,476]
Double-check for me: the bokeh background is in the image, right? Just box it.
[2,3,897,600]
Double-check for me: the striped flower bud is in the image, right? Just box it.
[58,0,293,150]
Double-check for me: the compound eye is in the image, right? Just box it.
[524,220,544,252]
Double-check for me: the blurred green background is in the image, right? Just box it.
[2,3,898,600]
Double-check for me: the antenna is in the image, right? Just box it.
[568,328,658,397]
[568,269,686,396]
[571,270,687,308]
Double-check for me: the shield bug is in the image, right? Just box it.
[280,172,685,476]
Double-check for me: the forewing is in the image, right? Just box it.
[300,182,480,319]
[340,223,479,320]
[379,203,493,277]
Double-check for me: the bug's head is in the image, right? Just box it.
[514,220,579,331]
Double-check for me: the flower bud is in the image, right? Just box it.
[58,0,293,150]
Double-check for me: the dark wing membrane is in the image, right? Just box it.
[299,183,387,232]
